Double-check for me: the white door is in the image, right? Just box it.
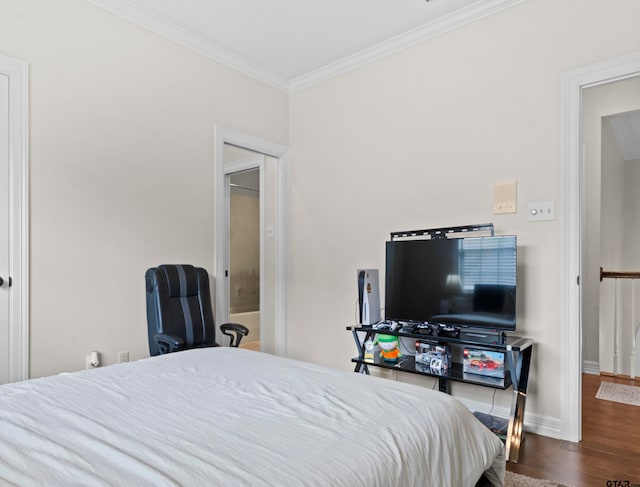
[0,73,10,383]
[0,53,28,384]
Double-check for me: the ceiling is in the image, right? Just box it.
[89,0,524,91]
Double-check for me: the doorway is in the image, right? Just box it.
[561,51,640,442]
[226,157,262,350]
[0,54,29,384]
[582,81,640,382]
[214,126,288,356]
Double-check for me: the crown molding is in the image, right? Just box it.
[89,0,524,94]
[88,0,290,92]
[289,0,526,92]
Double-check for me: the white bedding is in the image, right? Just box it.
[0,348,504,486]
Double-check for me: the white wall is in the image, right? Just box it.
[0,0,288,377]
[289,0,640,433]
[622,158,640,267]
[600,120,626,273]
[582,78,640,367]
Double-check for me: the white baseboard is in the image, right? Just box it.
[582,360,600,375]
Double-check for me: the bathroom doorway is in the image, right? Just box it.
[215,126,288,356]
[228,167,261,350]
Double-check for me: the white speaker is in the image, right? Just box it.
[357,269,381,325]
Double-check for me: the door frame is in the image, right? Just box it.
[214,126,289,356]
[0,54,29,382]
[560,50,640,442]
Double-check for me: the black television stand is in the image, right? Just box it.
[347,324,533,463]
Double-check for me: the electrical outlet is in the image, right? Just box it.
[118,351,129,363]
[86,351,100,369]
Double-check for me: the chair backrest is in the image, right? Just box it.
[145,264,218,356]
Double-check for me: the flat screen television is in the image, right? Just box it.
[384,235,517,330]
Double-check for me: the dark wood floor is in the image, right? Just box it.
[507,374,640,486]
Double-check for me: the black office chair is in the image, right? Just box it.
[145,264,249,356]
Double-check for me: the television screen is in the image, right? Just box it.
[384,235,516,330]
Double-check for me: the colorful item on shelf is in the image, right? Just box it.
[377,334,402,362]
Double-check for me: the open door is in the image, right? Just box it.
[228,167,261,351]
[222,143,280,354]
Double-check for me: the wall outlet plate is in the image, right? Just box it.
[266,225,275,238]
[528,201,555,221]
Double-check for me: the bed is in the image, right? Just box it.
[0,348,505,486]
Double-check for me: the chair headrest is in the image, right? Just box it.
[154,264,204,298]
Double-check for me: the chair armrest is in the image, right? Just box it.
[154,333,184,354]
[220,323,249,348]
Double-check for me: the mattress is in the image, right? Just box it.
[0,348,505,486]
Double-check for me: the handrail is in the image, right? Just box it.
[600,267,640,281]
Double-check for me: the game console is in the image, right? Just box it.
[357,269,381,326]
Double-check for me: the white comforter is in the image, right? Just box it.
[0,348,504,486]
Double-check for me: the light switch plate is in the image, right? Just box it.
[528,201,555,221]
[493,181,517,214]
[266,225,275,238]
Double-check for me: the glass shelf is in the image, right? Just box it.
[347,325,532,352]
[351,355,512,389]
